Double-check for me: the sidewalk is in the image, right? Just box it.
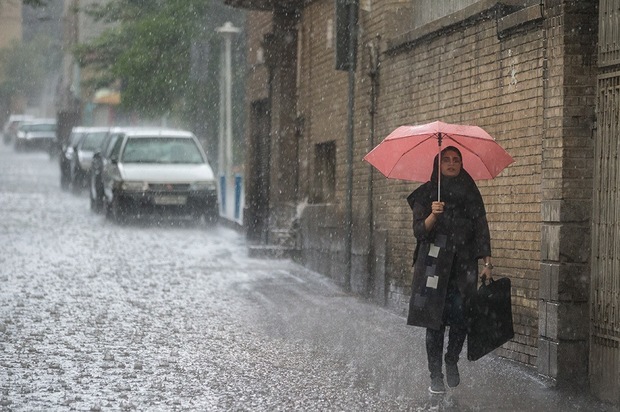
[245,256,620,412]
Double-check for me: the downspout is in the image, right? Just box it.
[367,38,379,295]
[262,31,276,245]
[344,0,359,292]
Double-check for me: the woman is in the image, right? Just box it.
[406,146,493,394]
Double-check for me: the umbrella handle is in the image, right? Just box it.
[437,133,442,202]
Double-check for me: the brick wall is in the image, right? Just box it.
[368,6,545,365]
[290,1,547,366]
[244,12,272,104]
[242,0,596,373]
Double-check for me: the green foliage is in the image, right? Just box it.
[75,0,215,117]
[73,0,246,162]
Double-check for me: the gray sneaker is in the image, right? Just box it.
[428,377,446,394]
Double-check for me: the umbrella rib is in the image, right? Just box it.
[447,135,495,177]
[384,134,439,177]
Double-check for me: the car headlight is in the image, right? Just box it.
[190,181,217,191]
[120,181,149,191]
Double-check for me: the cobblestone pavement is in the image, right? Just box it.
[1,143,618,411]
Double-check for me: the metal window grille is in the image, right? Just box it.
[599,0,620,67]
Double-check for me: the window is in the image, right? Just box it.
[108,136,124,160]
[412,0,480,30]
[313,141,336,203]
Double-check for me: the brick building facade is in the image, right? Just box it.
[226,0,615,403]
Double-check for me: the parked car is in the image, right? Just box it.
[90,127,144,212]
[2,114,34,145]
[14,118,57,153]
[90,126,186,212]
[69,127,109,193]
[60,127,89,190]
[94,128,219,224]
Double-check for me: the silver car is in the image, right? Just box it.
[70,127,110,192]
[14,118,57,152]
[101,128,219,223]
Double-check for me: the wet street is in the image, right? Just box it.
[0,143,420,411]
[0,143,617,412]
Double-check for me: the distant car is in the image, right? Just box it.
[2,114,34,145]
[60,127,89,190]
[69,127,109,192]
[98,128,219,223]
[14,118,57,153]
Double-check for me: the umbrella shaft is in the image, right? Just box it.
[438,133,442,202]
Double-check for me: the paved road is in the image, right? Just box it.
[0,142,617,411]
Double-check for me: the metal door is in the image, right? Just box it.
[591,71,620,404]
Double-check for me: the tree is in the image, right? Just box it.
[75,0,212,117]
[74,0,246,161]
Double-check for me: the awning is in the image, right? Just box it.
[93,88,121,106]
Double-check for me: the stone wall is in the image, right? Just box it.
[538,0,597,386]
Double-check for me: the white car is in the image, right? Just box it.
[14,118,57,152]
[70,127,110,192]
[2,114,34,145]
[100,128,219,223]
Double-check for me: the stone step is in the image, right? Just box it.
[248,244,299,259]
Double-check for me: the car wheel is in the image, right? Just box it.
[107,197,125,224]
[60,170,70,190]
[103,197,118,222]
[71,171,82,194]
[90,175,102,213]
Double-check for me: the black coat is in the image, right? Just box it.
[406,167,491,331]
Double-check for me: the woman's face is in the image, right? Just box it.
[440,149,462,178]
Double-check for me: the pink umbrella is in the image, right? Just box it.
[363,121,514,198]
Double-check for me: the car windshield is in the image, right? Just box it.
[69,132,85,145]
[81,132,108,151]
[23,123,56,132]
[121,137,204,164]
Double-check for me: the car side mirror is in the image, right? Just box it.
[110,155,118,164]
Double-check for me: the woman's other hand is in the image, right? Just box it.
[480,259,493,281]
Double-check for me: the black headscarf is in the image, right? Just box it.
[407,146,486,221]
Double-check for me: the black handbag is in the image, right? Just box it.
[467,276,514,361]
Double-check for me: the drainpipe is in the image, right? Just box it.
[367,38,379,295]
[344,0,359,292]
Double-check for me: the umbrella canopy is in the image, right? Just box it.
[363,121,514,182]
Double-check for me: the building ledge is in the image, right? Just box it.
[224,0,306,11]
[385,0,539,54]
